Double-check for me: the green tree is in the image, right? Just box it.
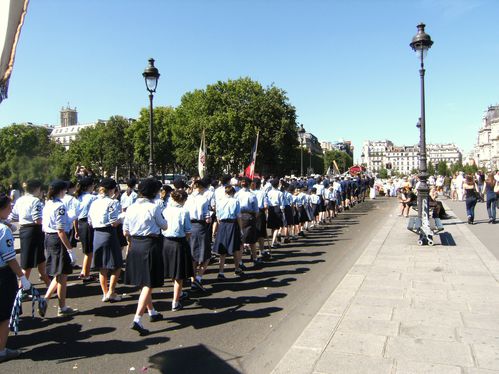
[68,116,133,179]
[378,168,388,179]
[428,161,435,176]
[126,107,175,176]
[0,123,70,187]
[173,77,298,176]
[323,149,353,173]
[436,161,449,176]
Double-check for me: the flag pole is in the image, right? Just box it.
[254,130,259,176]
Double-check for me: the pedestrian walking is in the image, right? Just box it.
[185,179,211,292]
[162,189,193,311]
[124,178,168,335]
[88,178,123,302]
[483,173,497,224]
[0,194,32,363]
[463,175,479,224]
[8,179,50,286]
[74,177,97,283]
[40,180,78,317]
[212,186,243,279]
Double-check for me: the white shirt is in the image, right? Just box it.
[9,193,43,225]
[88,195,120,228]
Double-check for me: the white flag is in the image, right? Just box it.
[198,129,207,177]
[0,0,29,104]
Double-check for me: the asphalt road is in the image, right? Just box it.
[3,197,397,374]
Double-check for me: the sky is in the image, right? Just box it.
[1,0,498,162]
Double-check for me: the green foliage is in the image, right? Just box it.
[436,161,450,177]
[427,161,435,176]
[378,168,388,179]
[323,149,353,173]
[0,124,70,188]
[173,78,298,176]
[67,116,133,178]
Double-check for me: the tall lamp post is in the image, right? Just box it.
[142,58,160,177]
[298,124,305,177]
[410,23,433,243]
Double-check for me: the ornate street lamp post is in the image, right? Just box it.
[298,124,306,177]
[410,23,433,244]
[142,58,160,177]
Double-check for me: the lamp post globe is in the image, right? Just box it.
[410,23,433,245]
[298,124,306,177]
[143,58,160,177]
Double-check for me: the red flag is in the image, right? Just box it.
[244,131,259,179]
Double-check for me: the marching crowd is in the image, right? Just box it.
[0,172,373,361]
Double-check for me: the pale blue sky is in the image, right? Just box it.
[1,0,498,160]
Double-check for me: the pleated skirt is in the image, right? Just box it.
[19,225,45,269]
[92,226,123,270]
[78,219,94,255]
[189,222,211,263]
[163,237,194,279]
[267,206,283,229]
[45,233,73,276]
[212,221,241,256]
[125,236,164,288]
[240,213,257,244]
[0,267,17,321]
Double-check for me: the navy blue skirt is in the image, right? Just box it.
[163,237,194,279]
[19,224,45,269]
[239,213,257,244]
[189,222,211,263]
[45,233,73,276]
[0,267,17,322]
[78,219,94,255]
[92,226,123,270]
[125,236,164,288]
[267,206,283,229]
[213,221,241,256]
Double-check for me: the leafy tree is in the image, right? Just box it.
[126,107,175,177]
[0,124,69,187]
[427,161,435,176]
[436,161,449,176]
[173,77,298,176]
[323,149,353,173]
[68,116,132,179]
[378,168,388,179]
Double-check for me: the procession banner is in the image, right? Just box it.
[244,131,259,179]
[0,0,29,104]
[198,128,207,177]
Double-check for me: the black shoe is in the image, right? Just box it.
[261,250,272,260]
[37,298,48,318]
[72,264,82,270]
[130,321,149,336]
[149,313,163,323]
[234,268,244,276]
[217,273,226,281]
[239,263,248,271]
[192,279,207,292]
[172,302,183,312]
[179,291,189,301]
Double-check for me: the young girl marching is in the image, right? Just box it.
[88,178,123,302]
[40,180,78,317]
[162,189,194,311]
[124,178,168,335]
[0,194,32,362]
[74,177,97,283]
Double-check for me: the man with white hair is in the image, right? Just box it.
[455,171,465,201]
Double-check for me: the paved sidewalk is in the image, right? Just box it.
[272,202,499,374]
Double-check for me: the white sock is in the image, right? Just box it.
[172,301,179,308]
[133,315,142,324]
[195,275,202,282]
[148,309,158,316]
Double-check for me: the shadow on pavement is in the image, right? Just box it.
[10,323,169,362]
[149,344,241,374]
